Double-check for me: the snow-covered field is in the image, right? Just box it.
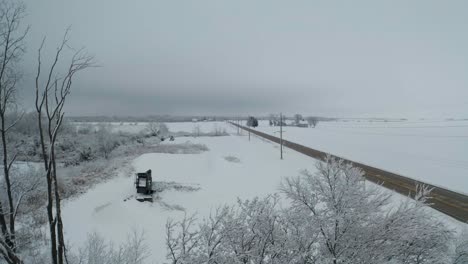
[61,121,467,263]
[62,122,315,263]
[255,119,468,194]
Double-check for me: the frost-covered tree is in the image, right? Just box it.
[166,214,200,264]
[246,116,258,128]
[96,125,119,159]
[306,116,318,128]
[0,0,28,262]
[165,197,289,264]
[294,114,302,124]
[268,114,277,126]
[281,156,453,264]
[144,122,168,137]
[72,230,149,264]
[166,156,457,264]
[451,230,468,264]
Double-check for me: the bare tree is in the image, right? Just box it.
[268,114,277,126]
[192,125,201,137]
[0,0,28,262]
[294,114,302,124]
[34,28,95,264]
[306,116,318,128]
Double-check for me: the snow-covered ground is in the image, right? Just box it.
[255,119,468,194]
[62,121,467,264]
[62,122,315,263]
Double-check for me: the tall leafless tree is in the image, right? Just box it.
[35,28,95,264]
[306,116,319,128]
[0,0,28,263]
[294,114,302,125]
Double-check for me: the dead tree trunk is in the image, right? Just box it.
[35,29,95,264]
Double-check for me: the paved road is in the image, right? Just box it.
[230,122,468,223]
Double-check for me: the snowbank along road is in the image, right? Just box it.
[230,122,468,223]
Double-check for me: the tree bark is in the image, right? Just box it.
[1,116,15,249]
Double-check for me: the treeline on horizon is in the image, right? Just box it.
[67,115,337,123]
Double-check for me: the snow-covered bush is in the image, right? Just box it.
[78,146,94,162]
[77,123,94,134]
[165,196,296,264]
[165,156,458,264]
[188,124,228,137]
[69,230,149,264]
[0,165,45,220]
[9,112,39,136]
[144,122,169,137]
[58,118,77,135]
[0,164,48,259]
[450,230,468,264]
[96,125,121,159]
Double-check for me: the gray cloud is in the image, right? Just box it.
[18,0,468,117]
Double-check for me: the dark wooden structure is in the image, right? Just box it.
[135,169,153,194]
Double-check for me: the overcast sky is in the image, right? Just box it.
[18,0,468,117]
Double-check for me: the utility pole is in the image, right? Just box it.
[280,113,283,160]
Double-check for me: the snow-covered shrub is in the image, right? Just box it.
[71,230,149,264]
[144,122,168,137]
[165,156,457,264]
[10,111,39,136]
[154,143,208,154]
[186,124,228,137]
[77,123,94,134]
[165,196,292,264]
[57,137,76,153]
[0,165,45,219]
[95,125,121,159]
[78,146,95,162]
[58,118,77,135]
[449,229,468,264]
[0,165,48,258]
[210,124,228,136]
